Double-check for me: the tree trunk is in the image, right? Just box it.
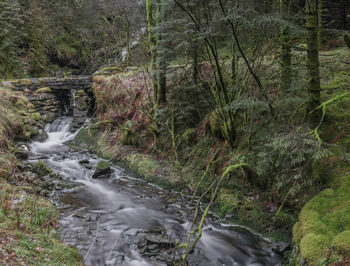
[146,0,159,105]
[280,0,292,93]
[306,0,321,123]
[156,0,166,106]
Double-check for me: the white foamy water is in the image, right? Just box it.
[30,117,79,155]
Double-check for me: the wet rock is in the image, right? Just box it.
[92,161,112,178]
[79,159,93,169]
[79,159,90,164]
[14,146,29,160]
[32,161,53,178]
[144,235,176,249]
[271,241,290,255]
[42,113,57,123]
[31,129,48,142]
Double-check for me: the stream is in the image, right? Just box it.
[28,117,284,266]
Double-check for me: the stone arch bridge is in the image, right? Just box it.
[0,76,94,126]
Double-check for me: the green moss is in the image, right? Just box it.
[293,222,303,243]
[32,161,53,178]
[19,79,32,86]
[96,161,110,172]
[333,231,350,255]
[126,153,160,177]
[33,87,52,95]
[30,112,41,121]
[206,110,234,141]
[300,233,332,265]
[293,173,350,262]
[15,98,27,109]
[69,127,99,150]
[274,211,295,228]
[96,66,122,75]
[57,44,78,60]
[181,128,196,145]
[215,189,240,215]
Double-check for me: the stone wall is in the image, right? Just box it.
[0,76,93,92]
[0,76,94,125]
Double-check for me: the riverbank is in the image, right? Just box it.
[75,46,350,265]
[0,86,81,265]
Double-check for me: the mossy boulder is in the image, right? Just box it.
[299,233,332,265]
[293,174,350,264]
[333,231,350,255]
[92,161,112,178]
[32,161,53,178]
[69,127,99,150]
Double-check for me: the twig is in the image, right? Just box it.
[83,215,100,263]
[105,231,122,264]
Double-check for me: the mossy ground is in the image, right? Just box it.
[0,86,82,265]
[0,182,81,265]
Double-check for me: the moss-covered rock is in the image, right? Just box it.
[333,231,350,255]
[32,161,53,178]
[293,174,350,264]
[299,233,332,265]
[33,87,52,95]
[19,79,32,86]
[30,112,41,121]
[69,127,99,150]
[92,161,112,178]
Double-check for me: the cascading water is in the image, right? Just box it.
[29,117,285,266]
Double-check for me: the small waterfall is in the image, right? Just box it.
[30,117,78,155]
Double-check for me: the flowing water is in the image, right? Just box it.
[29,117,284,266]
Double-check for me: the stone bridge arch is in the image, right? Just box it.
[0,76,94,127]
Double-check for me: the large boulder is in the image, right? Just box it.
[92,161,112,178]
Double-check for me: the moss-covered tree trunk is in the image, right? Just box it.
[280,0,292,92]
[146,0,159,105]
[306,0,321,122]
[156,0,166,106]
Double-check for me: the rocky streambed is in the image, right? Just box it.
[27,117,287,266]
